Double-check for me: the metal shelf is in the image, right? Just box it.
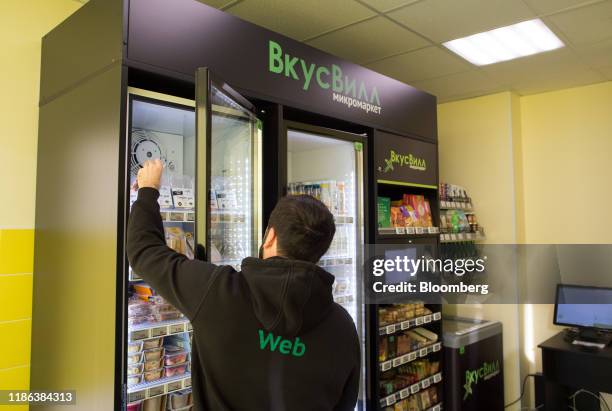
[129,318,192,341]
[379,373,443,408]
[378,227,439,236]
[333,294,354,304]
[440,232,484,243]
[127,373,191,402]
[440,199,472,210]
[379,342,442,372]
[379,312,442,336]
[318,256,352,267]
[334,215,354,224]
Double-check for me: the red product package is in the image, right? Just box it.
[404,195,427,227]
[423,200,433,227]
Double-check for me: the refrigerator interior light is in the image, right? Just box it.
[443,18,564,66]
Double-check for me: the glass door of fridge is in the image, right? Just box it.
[285,125,366,409]
[195,68,262,270]
[126,90,197,408]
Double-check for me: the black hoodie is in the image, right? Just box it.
[127,188,361,411]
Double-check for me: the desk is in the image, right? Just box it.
[538,331,612,411]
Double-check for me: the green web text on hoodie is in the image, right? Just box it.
[127,187,361,411]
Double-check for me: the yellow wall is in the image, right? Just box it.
[438,81,612,409]
[519,81,612,408]
[0,0,82,402]
[437,92,522,410]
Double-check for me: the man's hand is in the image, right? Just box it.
[134,159,163,191]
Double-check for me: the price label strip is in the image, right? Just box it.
[381,361,392,372]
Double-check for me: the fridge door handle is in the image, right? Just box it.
[195,67,210,258]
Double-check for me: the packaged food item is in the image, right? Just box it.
[142,395,166,411]
[128,316,154,326]
[423,200,433,227]
[127,374,142,386]
[165,351,188,366]
[171,185,194,209]
[144,368,163,382]
[165,227,186,255]
[128,352,143,365]
[387,335,397,358]
[127,363,143,376]
[379,337,388,362]
[419,390,431,409]
[390,207,405,227]
[133,284,154,298]
[143,348,164,362]
[396,334,412,355]
[430,361,440,374]
[407,396,419,411]
[144,358,163,372]
[128,300,153,316]
[169,390,192,408]
[394,399,408,411]
[406,330,427,345]
[400,205,418,227]
[377,197,391,228]
[413,327,438,342]
[405,195,428,227]
[128,341,143,353]
[126,401,142,411]
[165,362,188,377]
[142,338,162,350]
[157,186,173,208]
[429,386,439,403]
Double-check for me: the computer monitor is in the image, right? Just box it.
[554,284,612,331]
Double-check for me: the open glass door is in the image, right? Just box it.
[195,68,262,270]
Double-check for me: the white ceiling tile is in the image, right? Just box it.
[306,17,428,64]
[412,69,503,101]
[547,1,612,45]
[387,0,535,42]
[574,37,612,68]
[358,0,420,13]
[521,0,604,15]
[224,0,376,41]
[366,46,471,83]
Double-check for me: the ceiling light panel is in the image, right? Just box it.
[443,19,564,66]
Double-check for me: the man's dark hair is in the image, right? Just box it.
[268,195,336,263]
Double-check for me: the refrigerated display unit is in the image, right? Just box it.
[371,132,443,411]
[32,1,438,410]
[125,71,262,407]
[284,123,367,405]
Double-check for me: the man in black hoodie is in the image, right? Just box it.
[127,159,360,411]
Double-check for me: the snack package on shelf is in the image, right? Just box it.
[378,302,428,326]
[165,227,195,259]
[404,195,429,227]
[378,197,391,228]
[390,207,406,227]
[169,175,195,209]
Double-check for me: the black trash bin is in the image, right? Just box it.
[443,317,504,411]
